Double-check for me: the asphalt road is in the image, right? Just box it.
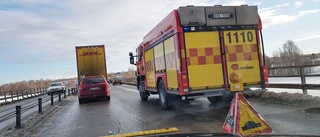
[24,85,320,137]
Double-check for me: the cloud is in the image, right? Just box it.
[223,0,247,6]
[252,2,262,5]
[294,34,320,42]
[298,9,319,16]
[294,1,303,7]
[0,0,221,73]
[259,3,290,12]
[259,4,294,28]
[1,0,319,84]
[259,3,320,28]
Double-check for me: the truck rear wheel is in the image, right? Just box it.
[158,80,169,109]
[79,98,83,104]
[208,94,233,108]
[207,96,222,104]
[139,80,148,101]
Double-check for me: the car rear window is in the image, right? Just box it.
[83,78,105,84]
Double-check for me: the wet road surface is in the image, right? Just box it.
[28,85,320,137]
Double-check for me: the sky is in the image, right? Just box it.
[0,0,319,85]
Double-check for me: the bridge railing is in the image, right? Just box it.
[0,87,47,104]
[122,78,136,86]
[267,64,320,94]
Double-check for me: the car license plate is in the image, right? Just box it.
[230,83,243,92]
[90,87,99,90]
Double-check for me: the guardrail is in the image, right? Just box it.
[267,64,320,94]
[0,87,47,104]
[122,78,136,86]
[0,86,78,132]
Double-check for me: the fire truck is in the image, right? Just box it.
[129,5,268,109]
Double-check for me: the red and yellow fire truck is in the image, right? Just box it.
[129,5,268,109]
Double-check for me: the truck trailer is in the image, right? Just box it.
[75,45,107,83]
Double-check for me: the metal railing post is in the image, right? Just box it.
[26,90,28,98]
[58,91,61,101]
[51,93,54,106]
[64,89,66,98]
[21,90,24,99]
[4,92,6,103]
[300,67,307,94]
[15,106,21,128]
[38,98,42,113]
[11,91,13,102]
[16,90,19,100]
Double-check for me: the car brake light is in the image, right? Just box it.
[182,73,189,92]
[263,67,269,83]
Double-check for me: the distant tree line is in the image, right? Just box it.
[0,79,52,94]
[0,78,77,94]
[265,40,319,76]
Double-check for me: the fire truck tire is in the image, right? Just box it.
[79,98,83,104]
[158,80,169,109]
[139,80,148,101]
[207,95,233,108]
[207,96,221,104]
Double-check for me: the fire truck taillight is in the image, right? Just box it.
[263,67,269,84]
[182,73,189,92]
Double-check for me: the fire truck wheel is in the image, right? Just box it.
[158,80,169,109]
[139,79,148,101]
[207,96,221,104]
[79,98,83,104]
[207,95,233,108]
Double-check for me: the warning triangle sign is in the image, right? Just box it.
[222,92,273,136]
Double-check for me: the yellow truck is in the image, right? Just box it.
[75,45,107,84]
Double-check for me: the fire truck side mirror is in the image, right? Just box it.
[130,56,135,65]
[129,52,135,65]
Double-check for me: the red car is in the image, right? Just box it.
[78,76,110,103]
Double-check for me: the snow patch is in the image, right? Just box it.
[244,91,320,108]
